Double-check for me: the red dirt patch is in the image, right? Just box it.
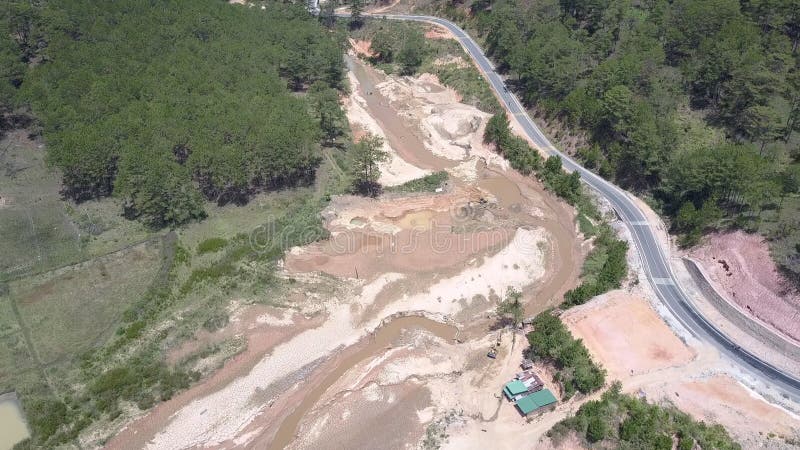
[689,231,800,343]
[424,26,453,40]
[350,39,375,58]
[563,289,695,379]
[106,309,325,450]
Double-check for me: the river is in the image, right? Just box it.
[267,315,457,449]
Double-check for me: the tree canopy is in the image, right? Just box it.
[3,0,345,228]
[466,0,800,284]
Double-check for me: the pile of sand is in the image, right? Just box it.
[689,231,800,342]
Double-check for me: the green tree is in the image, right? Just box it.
[484,113,510,144]
[309,81,346,144]
[586,414,608,443]
[397,28,425,75]
[371,29,395,62]
[320,0,336,28]
[350,0,364,29]
[350,133,388,196]
[496,287,524,326]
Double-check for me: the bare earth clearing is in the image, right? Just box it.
[565,289,800,448]
[689,231,800,343]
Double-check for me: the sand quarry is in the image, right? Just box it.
[105,30,800,450]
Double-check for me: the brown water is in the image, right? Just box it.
[267,316,457,450]
[478,175,525,207]
[345,56,582,312]
[0,393,30,450]
[345,55,455,171]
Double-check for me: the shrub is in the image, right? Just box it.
[526,312,606,397]
[387,171,449,193]
[197,238,228,255]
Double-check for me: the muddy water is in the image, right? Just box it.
[0,393,30,450]
[268,316,457,450]
[346,55,455,171]
[478,174,525,207]
[346,55,582,313]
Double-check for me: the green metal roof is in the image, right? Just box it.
[516,389,557,415]
[505,380,528,395]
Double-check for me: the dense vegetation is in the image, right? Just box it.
[549,381,740,449]
[563,225,629,307]
[527,311,606,399]
[2,0,345,228]
[440,0,800,283]
[349,133,388,195]
[386,171,449,193]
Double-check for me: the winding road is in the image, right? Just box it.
[346,12,800,401]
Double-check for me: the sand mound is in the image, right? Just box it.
[689,231,800,342]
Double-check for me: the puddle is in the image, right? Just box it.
[392,209,437,230]
[349,217,367,227]
[0,393,30,450]
[478,175,524,207]
[268,315,457,449]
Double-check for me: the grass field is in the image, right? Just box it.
[0,121,346,446]
[10,242,162,365]
[0,131,151,283]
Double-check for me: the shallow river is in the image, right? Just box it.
[0,393,30,450]
[268,315,457,450]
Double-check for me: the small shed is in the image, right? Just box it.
[515,389,558,416]
[503,380,528,400]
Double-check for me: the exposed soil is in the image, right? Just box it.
[105,307,325,450]
[562,289,696,379]
[564,286,800,447]
[642,375,800,447]
[688,231,800,343]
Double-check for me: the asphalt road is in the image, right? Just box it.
[350,12,800,400]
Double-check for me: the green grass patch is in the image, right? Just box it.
[563,225,629,308]
[11,242,162,364]
[196,238,228,255]
[386,171,449,193]
[424,61,501,114]
[576,213,595,236]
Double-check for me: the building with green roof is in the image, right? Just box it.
[515,389,557,415]
[503,380,528,400]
